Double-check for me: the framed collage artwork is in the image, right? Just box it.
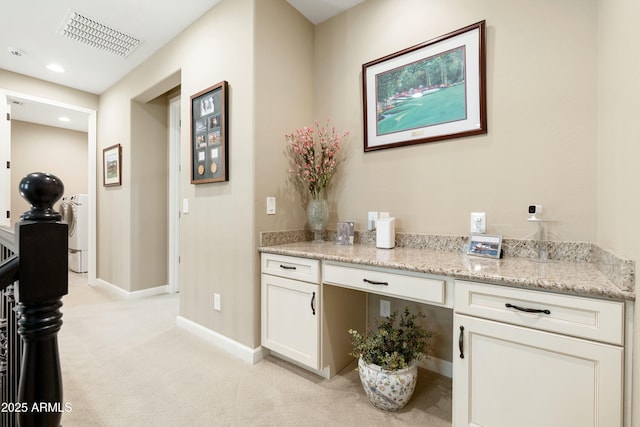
[191,81,229,184]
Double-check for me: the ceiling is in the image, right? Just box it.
[1,0,365,132]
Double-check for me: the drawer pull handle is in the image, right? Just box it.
[505,303,551,315]
[279,264,296,270]
[459,326,465,359]
[311,292,316,315]
[363,278,389,286]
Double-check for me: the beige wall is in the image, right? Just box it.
[130,98,169,291]
[97,85,133,289]
[10,120,88,222]
[0,69,98,111]
[596,0,640,420]
[97,0,313,346]
[597,0,639,273]
[173,0,254,345]
[312,0,598,242]
[254,0,315,233]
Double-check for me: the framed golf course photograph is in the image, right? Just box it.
[363,21,486,151]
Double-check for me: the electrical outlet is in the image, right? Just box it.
[214,293,221,311]
[470,212,486,234]
[380,299,391,317]
[368,212,378,231]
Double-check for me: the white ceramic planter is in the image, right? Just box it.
[357,357,418,411]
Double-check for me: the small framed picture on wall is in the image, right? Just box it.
[103,144,122,187]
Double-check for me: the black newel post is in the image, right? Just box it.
[15,172,68,427]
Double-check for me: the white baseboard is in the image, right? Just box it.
[418,356,452,378]
[174,313,450,376]
[93,278,169,299]
[176,315,268,365]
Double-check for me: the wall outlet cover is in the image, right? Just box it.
[380,299,391,317]
[470,212,486,234]
[367,212,378,231]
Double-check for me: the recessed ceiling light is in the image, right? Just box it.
[46,63,65,73]
[8,47,26,57]
[59,117,71,123]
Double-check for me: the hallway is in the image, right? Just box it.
[59,273,452,426]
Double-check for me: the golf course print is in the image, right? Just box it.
[376,46,466,136]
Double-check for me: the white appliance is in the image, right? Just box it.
[376,217,396,249]
[59,194,89,273]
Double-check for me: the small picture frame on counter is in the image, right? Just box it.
[336,221,355,245]
[468,234,502,258]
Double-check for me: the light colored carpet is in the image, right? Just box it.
[59,273,452,426]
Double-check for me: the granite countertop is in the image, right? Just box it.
[259,242,635,301]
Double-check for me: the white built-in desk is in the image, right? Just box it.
[259,242,634,427]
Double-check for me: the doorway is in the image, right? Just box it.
[168,95,180,293]
[0,89,97,284]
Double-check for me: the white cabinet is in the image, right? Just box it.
[453,281,624,427]
[260,251,629,424]
[261,254,320,370]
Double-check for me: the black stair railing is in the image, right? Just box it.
[0,172,68,427]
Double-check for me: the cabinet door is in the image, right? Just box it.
[261,274,319,370]
[453,314,623,427]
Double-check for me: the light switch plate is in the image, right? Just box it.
[266,197,276,215]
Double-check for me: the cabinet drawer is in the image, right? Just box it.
[455,281,624,345]
[323,263,446,305]
[261,253,320,284]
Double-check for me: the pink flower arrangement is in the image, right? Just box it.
[287,120,349,199]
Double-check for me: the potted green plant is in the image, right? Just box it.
[348,307,435,411]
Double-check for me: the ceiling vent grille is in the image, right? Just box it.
[59,10,142,57]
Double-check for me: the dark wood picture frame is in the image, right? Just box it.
[191,81,229,184]
[102,143,122,187]
[363,21,486,151]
